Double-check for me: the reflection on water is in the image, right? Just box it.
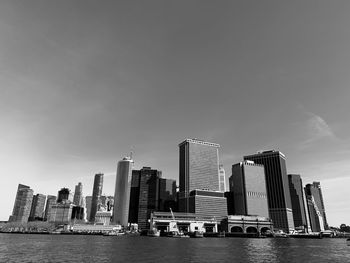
[0,234,349,263]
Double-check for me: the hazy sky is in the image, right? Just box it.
[1,1,350,226]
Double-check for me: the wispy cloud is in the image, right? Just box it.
[299,111,338,149]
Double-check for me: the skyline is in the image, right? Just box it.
[1,1,350,227]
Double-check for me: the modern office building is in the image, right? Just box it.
[179,138,220,212]
[188,190,228,220]
[29,193,46,221]
[230,161,269,218]
[288,174,311,232]
[244,150,294,232]
[128,167,177,229]
[73,182,83,206]
[57,188,70,203]
[85,196,92,221]
[48,202,73,224]
[112,156,134,227]
[305,182,328,232]
[219,165,226,192]
[9,184,34,223]
[44,195,57,221]
[90,173,104,222]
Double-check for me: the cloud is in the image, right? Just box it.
[299,111,338,148]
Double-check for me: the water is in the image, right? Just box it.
[0,234,349,263]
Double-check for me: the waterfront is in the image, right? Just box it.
[0,234,349,263]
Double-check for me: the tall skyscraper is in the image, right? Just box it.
[219,165,226,192]
[73,182,83,206]
[244,150,294,232]
[179,138,220,212]
[9,184,34,223]
[90,173,104,222]
[44,195,57,221]
[29,193,46,221]
[305,182,328,231]
[128,167,176,229]
[288,174,311,232]
[230,161,269,218]
[112,156,134,227]
[57,188,70,203]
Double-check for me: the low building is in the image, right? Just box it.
[150,212,218,233]
[95,210,112,226]
[221,215,273,234]
[48,202,73,224]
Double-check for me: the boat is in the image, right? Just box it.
[147,229,160,237]
[190,231,204,238]
[103,231,125,236]
[167,231,189,238]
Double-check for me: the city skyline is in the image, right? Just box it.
[1,1,350,227]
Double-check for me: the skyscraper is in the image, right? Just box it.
[90,173,104,222]
[305,182,328,231]
[44,195,57,221]
[244,150,294,232]
[9,184,34,223]
[57,188,70,203]
[288,174,311,232]
[112,156,134,227]
[219,165,226,192]
[29,193,46,221]
[179,138,220,212]
[230,161,269,218]
[73,182,83,206]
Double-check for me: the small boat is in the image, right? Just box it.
[167,231,190,238]
[147,229,160,237]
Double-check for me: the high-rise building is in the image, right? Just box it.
[219,165,226,192]
[9,184,34,223]
[244,150,294,232]
[85,196,92,221]
[179,138,220,212]
[90,173,104,222]
[129,167,177,229]
[288,174,311,232]
[44,195,57,221]
[305,182,328,231]
[29,194,46,221]
[57,188,70,203]
[112,156,134,227]
[230,161,269,218]
[73,182,83,206]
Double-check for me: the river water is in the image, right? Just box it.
[0,233,349,263]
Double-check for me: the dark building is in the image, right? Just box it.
[29,194,46,221]
[128,167,176,230]
[305,182,328,231]
[9,184,34,223]
[44,195,57,221]
[224,192,235,215]
[288,174,311,232]
[188,190,228,220]
[90,173,104,222]
[179,139,220,212]
[244,150,294,232]
[230,161,269,218]
[71,206,85,221]
[57,188,70,203]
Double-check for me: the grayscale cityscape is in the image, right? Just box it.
[1,1,350,262]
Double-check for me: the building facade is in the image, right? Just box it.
[57,188,70,203]
[305,182,328,232]
[230,161,269,218]
[188,190,228,220]
[90,173,104,222]
[219,165,226,192]
[85,196,92,221]
[244,150,294,232]
[112,156,134,227]
[9,184,34,223]
[73,182,83,206]
[179,138,220,212]
[288,174,311,232]
[44,195,57,221]
[29,193,46,221]
[48,202,73,224]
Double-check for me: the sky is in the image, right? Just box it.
[1,0,350,227]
